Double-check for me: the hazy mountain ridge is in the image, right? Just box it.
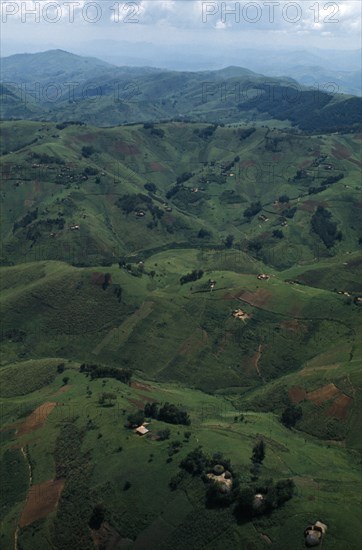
[1,50,361,131]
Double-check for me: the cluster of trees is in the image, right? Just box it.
[177,446,294,515]
[127,409,145,428]
[194,125,217,139]
[176,171,194,185]
[31,151,65,165]
[238,478,295,517]
[311,206,342,248]
[143,122,164,137]
[56,121,85,130]
[144,401,191,426]
[150,128,165,138]
[323,173,344,185]
[197,228,212,239]
[4,329,26,342]
[281,206,297,219]
[83,166,99,176]
[273,229,284,239]
[224,234,235,248]
[13,208,38,232]
[238,127,256,141]
[117,193,164,226]
[144,182,157,193]
[250,439,266,480]
[117,193,152,214]
[79,364,132,385]
[238,83,361,132]
[244,201,262,220]
[308,172,344,196]
[278,195,289,203]
[220,190,244,204]
[222,155,239,173]
[281,403,303,428]
[165,185,179,200]
[21,216,65,243]
[88,504,105,530]
[81,146,95,158]
[98,392,117,406]
[180,269,204,285]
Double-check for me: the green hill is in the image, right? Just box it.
[1,50,361,131]
[0,88,361,548]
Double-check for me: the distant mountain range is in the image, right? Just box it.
[1,49,361,132]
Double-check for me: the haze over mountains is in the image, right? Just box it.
[1,50,361,131]
[2,42,361,96]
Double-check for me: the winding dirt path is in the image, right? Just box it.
[14,446,32,550]
[253,344,263,377]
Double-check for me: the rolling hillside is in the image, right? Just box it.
[0,56,361,550]
[1,50,361,131]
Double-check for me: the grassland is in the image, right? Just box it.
[0,364,361,549]
[0,118,361,549]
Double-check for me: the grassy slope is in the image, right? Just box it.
[1,122,361,268]
[0,365,361,549]
[0,120,361,549]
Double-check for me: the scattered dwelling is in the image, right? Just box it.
[304,521,328,547]
[257,274,270,281]
[252,493,265,511]
[232,309,251,321]
[70,224,80,231]
[258,214,269,222]
[191,187,199,193]
[209,279,216,291]
[207,470,233,492]
[135,425,149,436]
[281,221,288,227]
[135,210,146,218]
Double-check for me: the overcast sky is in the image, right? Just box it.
[1,0,361,58]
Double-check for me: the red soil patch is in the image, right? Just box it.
[239,288,272,308]
[91,522,125,549]
[306,383,340,405]
[24,199,35,208]
[332,142,351,160]
[348,158,362,168]
[241,159,255,168]
[19,478,65,528]
[11,438,40,449]
[298,159,312,169]
[114,142,140,155]
[90,272,112,286]
[131,382,153,392]
[54,385,71,395]
[178,329,208,356]
[280,319,300,333]
[78,133,96,143]
[16,403,57,436]
[128,394,158,409]
[326,394,353,420]
[289,386,307,403]
[149,162,166,172]
[300,199,328,213]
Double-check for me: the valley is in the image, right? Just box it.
[0,52,361,550]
